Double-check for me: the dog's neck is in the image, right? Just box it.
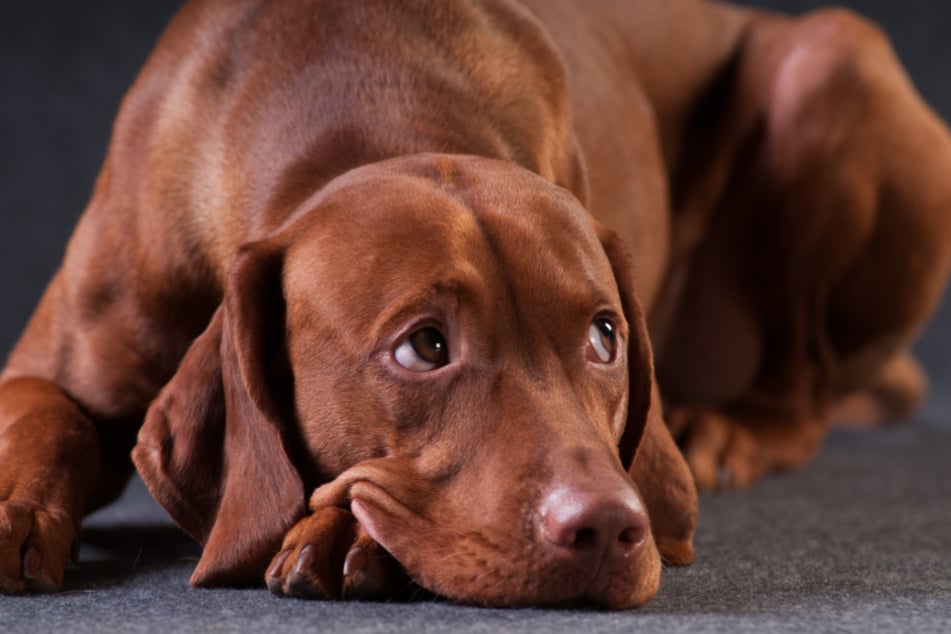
[231,0,583,232]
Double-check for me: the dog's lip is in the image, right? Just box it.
[308,461,418,556]
[349,486,401,555]
[349,499,379,537]
[309,458,408,509]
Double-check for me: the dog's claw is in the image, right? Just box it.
[341,536,409,601]
[22,546,57,593]
[343,546,366,577]
[293,545,316,575]
[265,550,292,596]
[285,545,329,599]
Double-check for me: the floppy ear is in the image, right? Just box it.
[629,379,697,564]
[597,225,698,565]
[133,240,305,586]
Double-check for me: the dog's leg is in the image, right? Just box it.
[0,379,102,592]
[0,203,214,591]
[660,9,951,489]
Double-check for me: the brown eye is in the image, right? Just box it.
[588,319,617,363]
[394,327,449,371]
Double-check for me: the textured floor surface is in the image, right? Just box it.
[2,422,949,633]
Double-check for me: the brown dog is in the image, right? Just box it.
[2,0,950,609]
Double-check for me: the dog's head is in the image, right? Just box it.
[134,154,696,609]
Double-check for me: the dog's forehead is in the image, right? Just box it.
[284,161,620,320]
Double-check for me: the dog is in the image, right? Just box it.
[2,0,950,609]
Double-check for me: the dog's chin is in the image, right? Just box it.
[349,486,662,610]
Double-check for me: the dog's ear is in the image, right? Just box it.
[628,378,697,564]
[596,225,698,565]
[596,227,652,467]
[133,239,305,586]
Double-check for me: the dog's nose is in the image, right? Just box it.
[537,483,648,564]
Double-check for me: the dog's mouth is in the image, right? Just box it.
[308,459,661,609]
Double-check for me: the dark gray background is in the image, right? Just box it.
[2,1,950,633]
[2,0,951,360]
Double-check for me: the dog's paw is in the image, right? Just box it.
[0,500,76,593]
[266,506,409,601]
[667,407,768,490]
[667,406,824,490]
[831,352,926,428]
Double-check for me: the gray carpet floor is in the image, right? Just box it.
[2,0,951,632]
[3,421,949,633]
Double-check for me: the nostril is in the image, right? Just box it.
[540,500,603,550]
[617,523,647,554]
[572,527,597,549]
[543,515,599,549]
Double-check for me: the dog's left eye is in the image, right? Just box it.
[394,327,450,372]
[587,318,618,363]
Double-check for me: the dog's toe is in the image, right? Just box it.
[265,549,292,596]
[341,528,409,600]
[670,407,767,490]
[284,545,332,599]
[0,501,74,594]
[266,507,355,599]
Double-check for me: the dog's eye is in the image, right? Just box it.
[588,319,617,363]
[394,327,449,371]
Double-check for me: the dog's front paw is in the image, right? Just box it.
[0,500,76,593]
[266,506,409,601]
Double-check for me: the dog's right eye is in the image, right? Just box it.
[394,327,450,372]
[587,318,618,363]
